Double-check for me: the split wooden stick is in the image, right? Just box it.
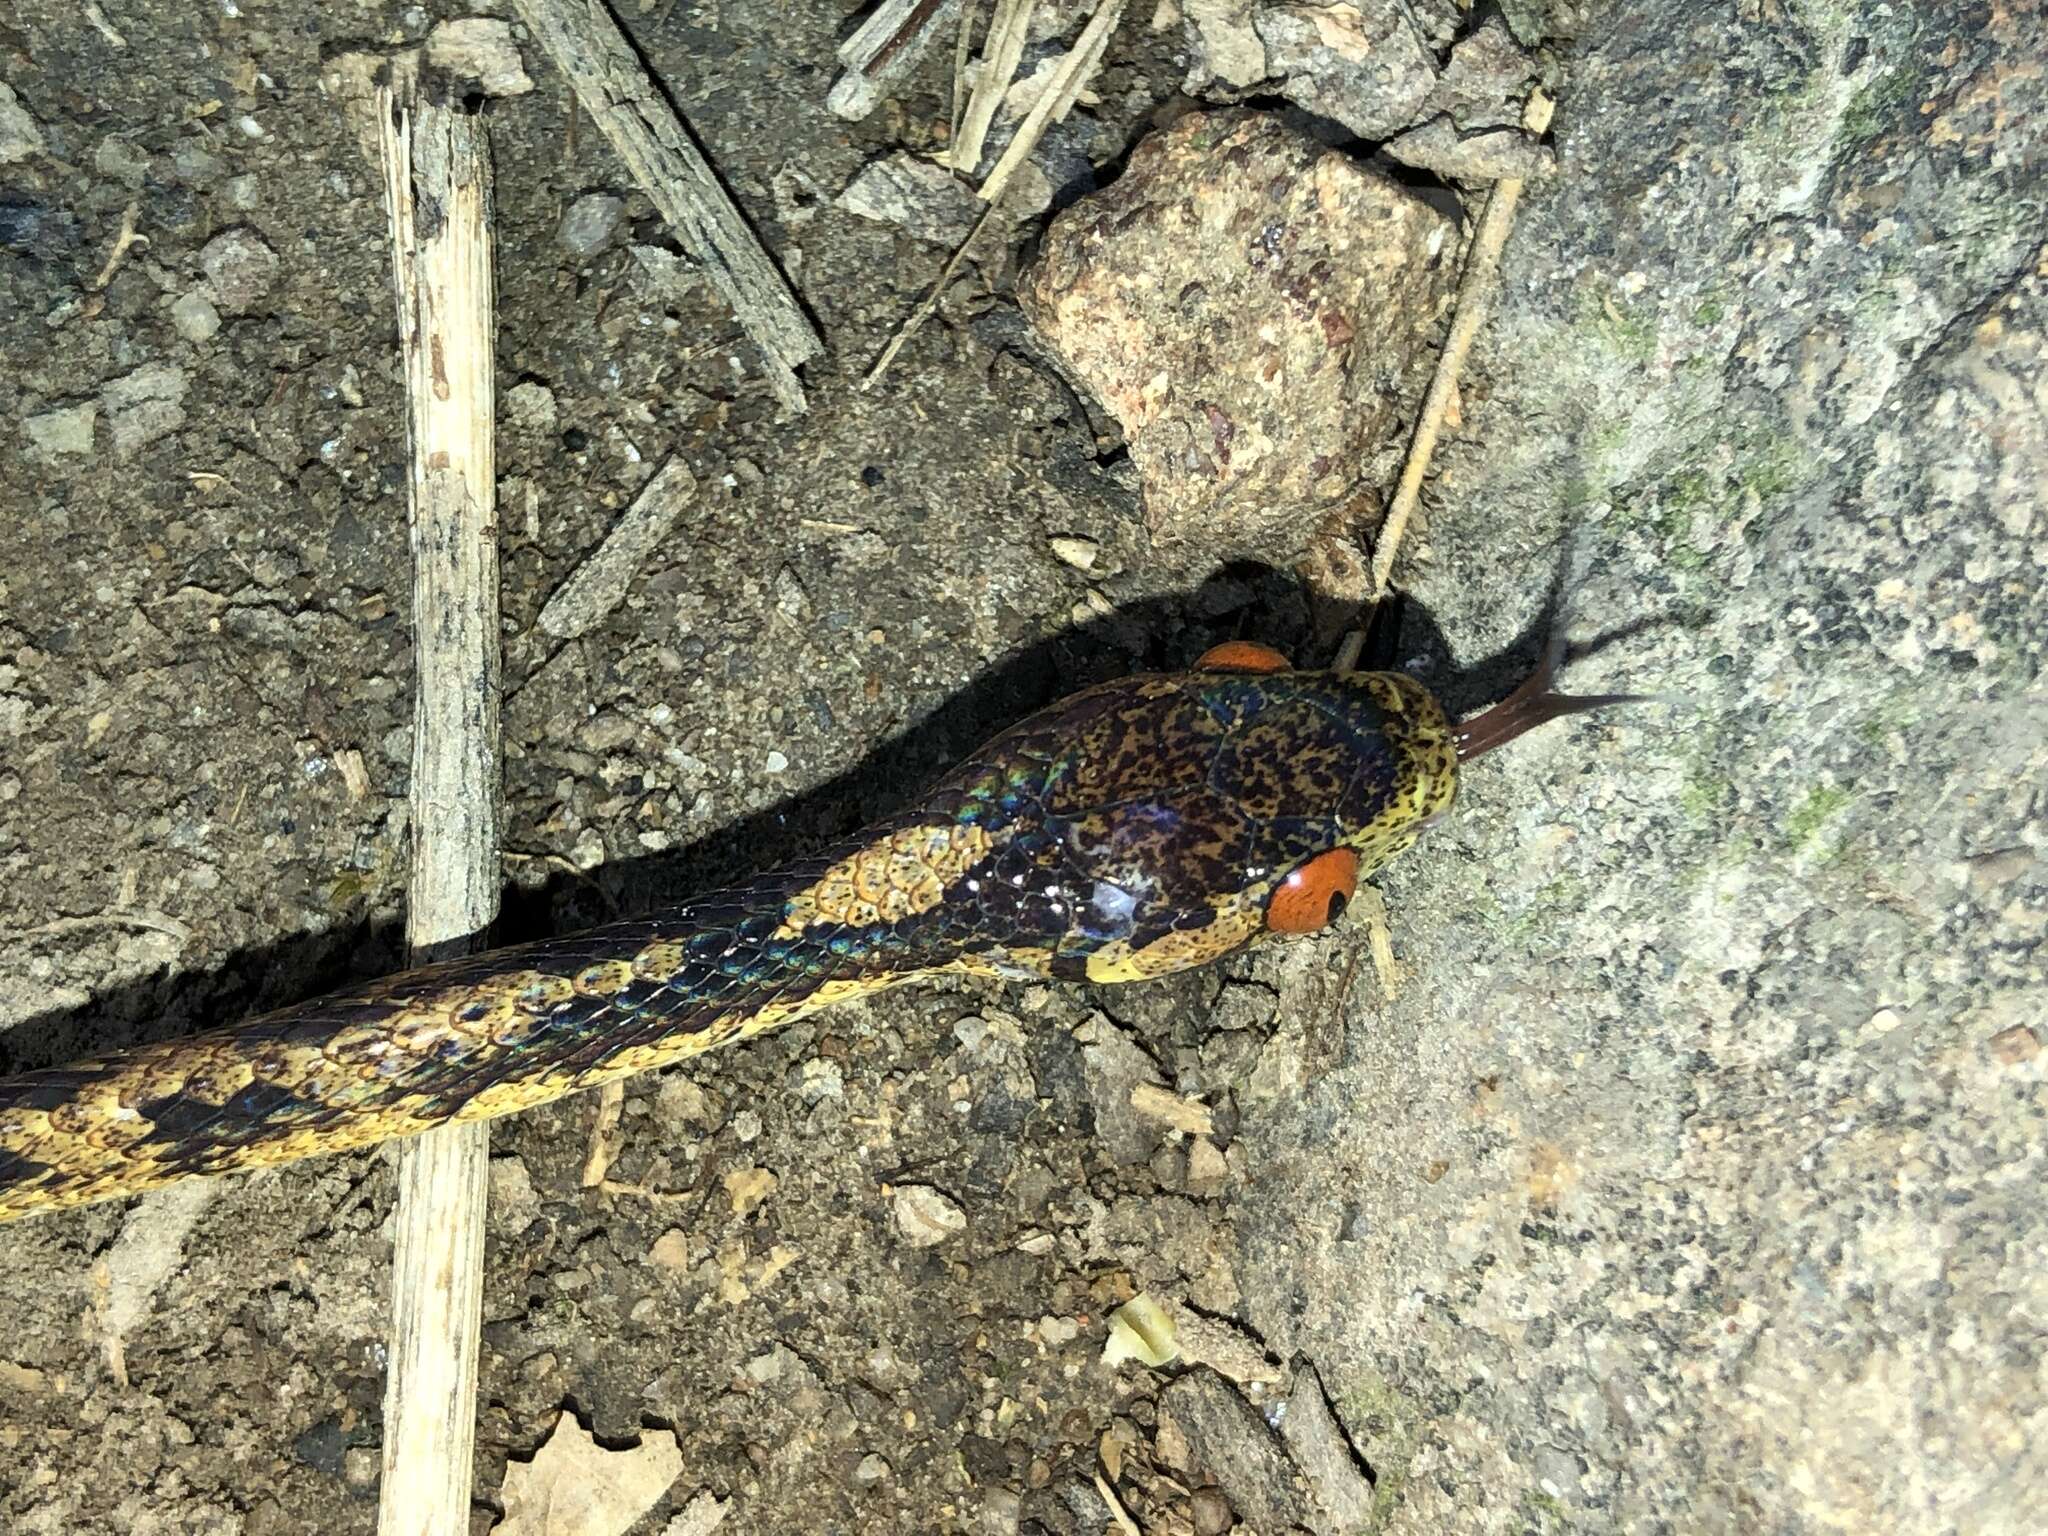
[511,0,821,414]
[373,89,503,1536]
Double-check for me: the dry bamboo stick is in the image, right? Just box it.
[862,0,1125,389]
[975,0,1122,204]
[831,0,970,121]
[948,0,1037,173]
[511,0,820,414]
[373,89,503,1536]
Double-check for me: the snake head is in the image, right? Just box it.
[930,645,1459,984]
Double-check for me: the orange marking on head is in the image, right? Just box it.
[1196,640,1291,673]
[1266,848,1360,934]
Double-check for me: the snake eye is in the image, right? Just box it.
[1266,848,1360,934]
[1196,640,1290,673]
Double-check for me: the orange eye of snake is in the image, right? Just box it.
[1266,848,1360,934]
[1196,640,1291,673]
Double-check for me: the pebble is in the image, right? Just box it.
[506,380,558,433]
[1048,535,1099,572]
[893,1184,968,1247]
[25,402,96,458]
[1989,1025,2040,1065]
[648,1229,692,1270]
[171,290,222,343]
[101,364,188,457]
[1191,1487,1234,1535]
[559,192,625,257]
[0,83,43,164]
[836,152,981,246]
[94,136,148,188]
[853,1452,891,1487]
[199,226,279,314]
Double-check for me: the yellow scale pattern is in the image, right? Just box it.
[774,823,996,936]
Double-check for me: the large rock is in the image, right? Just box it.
[1216,4,2048,1534]
[1021,109,1455,561]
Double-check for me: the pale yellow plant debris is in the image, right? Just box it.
[497,1414,682,1536]
[1128,1080,1214,1136]
[724,1165,779,1217]
[1101,1293,1178,1368]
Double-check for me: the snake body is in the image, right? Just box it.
[0,660,1464,1223]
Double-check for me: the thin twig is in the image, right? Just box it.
[1093,1473,1141,1536]
[976,0,1123,204]
[863,0,1125,389]
[1368,88,1555,598]
[948,0,1036,174]
[371,88,502,1536]
[860,201,1002,390]
[581,1082,628,1187]
[91,202,147,290]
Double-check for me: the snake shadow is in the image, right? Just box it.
[0,560,1626,1074]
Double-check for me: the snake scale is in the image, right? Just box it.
[0,641,1625,1223]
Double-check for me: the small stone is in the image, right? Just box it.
[487,1156,540,1225]
[764,750,789,774]
[1253,0,1438,140]
[171,290,222,343]
[979,1487,1022,1535]
[173,141,225,186]
[1190,1486,1234,1536]
[94,136,149,188]
[1279,1365,1374,1529]
[425,17,534,97]
[1160,1368,1307,1532]
[657,1077,712,1128]
[25,402,96,459]
[893,1184,968,1247]
[0,83,43,164]
[1022,111,1454,561]
[836,152,980,246]
[798,1057,844,1103]
[1186,1137,1228,1197]
[853,1452,891,1487]
[559,192,625,257]
[342,1447,381,1492]
[506,380,559,433]
[1425,15,1537,129]
[724,1165,779,1217]
[744,1345,792,1383]
[1048,535,1099,571]
[648,1229,692,1270]
[1383,117,1552,182]
[199,227,279,314]
[101,364,188,457]
[224,173,262,212]
[1989,1026,2040,1065]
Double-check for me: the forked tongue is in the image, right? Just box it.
[1453,631,1650,764]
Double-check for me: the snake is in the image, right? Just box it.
[0,639,1630,1223]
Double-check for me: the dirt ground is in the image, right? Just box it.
[3,1,2045,1534]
